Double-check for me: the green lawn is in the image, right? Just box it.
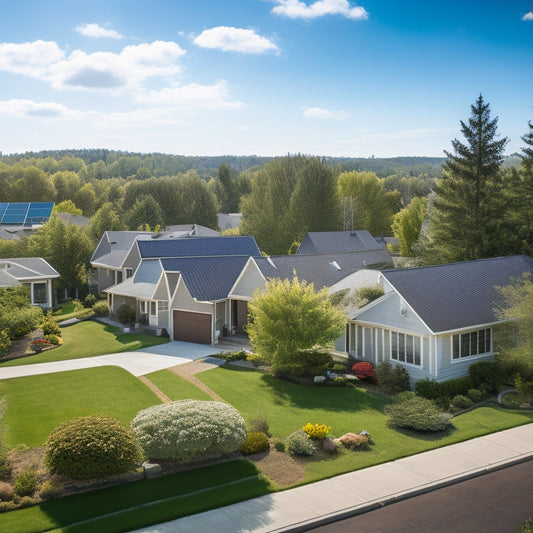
[145,369,213,401]
[0,461,271,533]
[0,320,170,367]
[0,366,161,448]
[199,365,533,482]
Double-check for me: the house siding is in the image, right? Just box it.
[97,268,116,292]
[231,262,265,299]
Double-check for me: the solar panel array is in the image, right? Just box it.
[0,202,54,226]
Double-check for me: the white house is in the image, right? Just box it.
[341,255,533,383]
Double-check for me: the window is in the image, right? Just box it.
[452,328,491,359]
[140,301,146,314]
[391,331,421,366]
[150,301,156,316]
[125,268,133,279]
[33,283,47,304]
[158,300,168,311]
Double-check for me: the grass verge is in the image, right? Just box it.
[0,461,271,533]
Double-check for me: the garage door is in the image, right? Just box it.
[173,311,211,344]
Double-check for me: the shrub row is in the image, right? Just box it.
[0,307,43,340]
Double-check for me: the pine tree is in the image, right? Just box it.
[427,95,508,262]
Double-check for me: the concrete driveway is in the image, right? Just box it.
[0,341,223,380]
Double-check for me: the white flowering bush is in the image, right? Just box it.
[130,400,247,462]
[313,376,326,384]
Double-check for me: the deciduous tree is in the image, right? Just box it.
[392,196,428,256]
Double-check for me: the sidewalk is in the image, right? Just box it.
[132,423,533,533]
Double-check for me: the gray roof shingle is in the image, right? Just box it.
[0,258,60,280]
[256,249,392,289]
[382,255,533,333]
[297,231,384,255]
[138,236,261,259]
[161,256,250,300]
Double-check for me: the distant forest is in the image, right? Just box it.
[0,148,447,180]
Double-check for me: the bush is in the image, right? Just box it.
[0,446,11,479]
[286,430,315,456]
[468,361,502,391]
[93,301,110,317]
[331,363,347,373]
[337,433,370,450]
[277,350,333,378]
[302,423,331,440]
[502,393,522,409]
[131,400,247,462]
[0,481,14,502]
[415,376,474,408]
[43,334,60,346]
[385,396,453,432]
[357,285,385,303]
[41,312,61,336]
[216,350,249,362]
[0,330,10,359]
[13,469,38,497]
[247,414,270,437]
[450,394,474,411]
[39,479,64,500]
[467,388,486,403]
[115,304,136,325]
[239,432,270,455]
[83,293,97,308]
[352,361,377,383]
[0,307,43,339]
[45,416,142,480]
[375,361,410,394]
[273,439,286,452]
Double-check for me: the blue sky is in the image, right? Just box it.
[0,0,532,157]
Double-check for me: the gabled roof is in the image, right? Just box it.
[161,256,250,301]
[0,258,60,281]
[161,224,219,237]
[90,231,152,268]
[105,259,163,299]
[381,255,533,333]
[297,230,385,255]
[137,236,261,259]
[256,249,392,289]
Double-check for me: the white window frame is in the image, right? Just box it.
[150,301,157,316]
[390,330,423,368]
[451,328,492,361]
[158,300,168,312]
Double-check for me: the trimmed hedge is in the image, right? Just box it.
[45,416,142,480]
[415,376,474,408]
[375,361,410,394]
[468,361,502,391]
[0,307,43,340]
[131,400,247,462]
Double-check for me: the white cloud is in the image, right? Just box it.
[193,27,278,54]
[271,0,368,20]
[304,106,348,119]
[135,81,245,111]
[76,23,123,39]
[0,40,64,77]
[0,99,85,119]
[522,12,533,21]
[0,40,186,92]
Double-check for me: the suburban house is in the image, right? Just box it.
[105,236,263,344]
[296,230,391,255]
[0,257,60,308]
[90,225,220,292]
[341,255,533,383]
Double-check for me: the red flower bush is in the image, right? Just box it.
[352,361,377,383]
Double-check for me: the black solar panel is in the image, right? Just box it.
[0,202,53,225]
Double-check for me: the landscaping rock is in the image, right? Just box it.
[143,462,162,479]
[321,437,336,452]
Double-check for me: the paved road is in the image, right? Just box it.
[308,459,533,533]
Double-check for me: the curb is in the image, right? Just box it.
[275,453,533,532]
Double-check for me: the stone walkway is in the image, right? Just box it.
[166,358,227,402]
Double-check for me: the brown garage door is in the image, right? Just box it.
[173,311,211,344]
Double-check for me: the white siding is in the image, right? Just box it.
[231,262,266,299]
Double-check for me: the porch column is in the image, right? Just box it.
[30,282,35,305]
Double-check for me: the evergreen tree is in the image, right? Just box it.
[514,121,533,256]
[426,95,508,262]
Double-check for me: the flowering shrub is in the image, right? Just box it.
[313,376,326,384]
[131,400,247,462]
[239,432,270,455]
[41,312,61,336]
[302,423,331,440]
[286,430,315,456]
[30,338,53,351]
[352,361,377,383]
[45,416,142,479]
